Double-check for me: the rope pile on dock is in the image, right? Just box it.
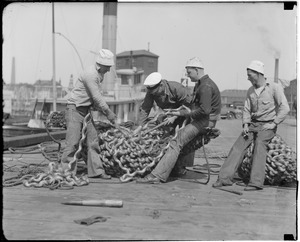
[94,117,188,182]
[21,162,89,189]
[238,134,297,186]
[46,111,66,129]
[3,161,48,187]
[4,107,221,188]
[89,108,220,182]
[3,114,90,190]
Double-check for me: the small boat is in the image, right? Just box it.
[3,124,64,137]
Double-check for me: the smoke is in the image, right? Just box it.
[233,4,282,59]
[256,26,281,58]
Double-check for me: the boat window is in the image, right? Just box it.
[121,75,129,85]
[134,74,142,85]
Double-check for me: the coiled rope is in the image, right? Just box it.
[3,113,91,189]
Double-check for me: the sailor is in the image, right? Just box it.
[60,49,116,179]
[213,60,290,191]
[134,72,194,176]
[136,58,221,183]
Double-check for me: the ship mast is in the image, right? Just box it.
[52,2,57,111]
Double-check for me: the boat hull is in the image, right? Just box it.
[3,125,64,137]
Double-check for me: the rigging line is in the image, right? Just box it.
[57,4,82,74]
[84,29,102,63]
[34,5,49,82]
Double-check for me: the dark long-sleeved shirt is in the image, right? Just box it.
[179,75,221,121]
[243,81,290,125]
[139,79,192,125]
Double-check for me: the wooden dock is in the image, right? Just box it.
[2,118,297,240]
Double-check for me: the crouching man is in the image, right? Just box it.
[136,57,221,184]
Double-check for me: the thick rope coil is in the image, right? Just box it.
[238,134,297,186]
[46,111,66,129]
[118,122,186,183]
[92,105,220,183]
[19,114,91,189]
[20,161,89,189]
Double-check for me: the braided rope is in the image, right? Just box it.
[90,104,222,182]
[99,114,181,182]
[16,114,91,189]
[238,134,297,186]
[68,113,90,172]
[119,120,188,182]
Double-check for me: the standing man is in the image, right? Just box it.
[134,72,194,175]
[61,49,117,179]
[213,60,290,191]
[137,57,221,183]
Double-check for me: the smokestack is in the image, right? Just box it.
[68,74,74,91]
[102,3,117,92]
[11,57,16,85]
[274,58,279,83]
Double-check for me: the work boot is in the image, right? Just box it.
[170,167,187,178]
[136,174,161,184]
[212,180,223,188]
[89,173,111,179]
[244,186,263,191]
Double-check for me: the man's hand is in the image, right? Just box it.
[262,122,277,131]
[157,114,167,123]
[242,123,249,138]
[165,111,182,116]
[133,125,142,135]
[164,116,177,125]
[114,123,121,130]
[106,110,117,124]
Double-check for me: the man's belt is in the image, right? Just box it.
[251,119,274,123]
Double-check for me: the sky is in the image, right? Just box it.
[2,1,297,92]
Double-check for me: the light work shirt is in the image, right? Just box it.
[243,81,290,125]
[67,64,110,114]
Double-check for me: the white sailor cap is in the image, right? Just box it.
[247,60,264,75]
[96,49,114,66]
[144,72,162,87]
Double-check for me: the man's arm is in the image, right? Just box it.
[139,92,155,126]
[178,84,212,119]
[242,90,252,125]
[273,84,290,125]
[83,75,116,122]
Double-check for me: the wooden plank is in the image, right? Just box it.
[3,177,296,240]
[2,212,295,241]
[3,196,295,241]
[2,118,297,241]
